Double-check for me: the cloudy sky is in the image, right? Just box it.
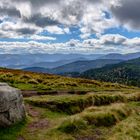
[0,0,140,54]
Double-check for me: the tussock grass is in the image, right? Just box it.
[58,103,131,133]
[0,68,131,92]
[106,102,140,140]
[25,92,140,114]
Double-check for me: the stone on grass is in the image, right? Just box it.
[0,83,26,127]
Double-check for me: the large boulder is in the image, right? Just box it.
[0,83,26,127]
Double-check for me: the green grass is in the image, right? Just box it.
[106,102,140,140]
[0,119,27,140]
[57,103,131,133]
[25,92,140,114]
[44,102,140,140]
[0,68,133,92]
[1,101,140,140]
[0,68,140,140]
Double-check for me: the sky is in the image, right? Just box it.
[0,0,140,54]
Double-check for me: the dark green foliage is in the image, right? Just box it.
[81,57,140,87]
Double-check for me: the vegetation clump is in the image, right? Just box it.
[25,92,140,114]
[0,68,130,92]
[58,103,131,133]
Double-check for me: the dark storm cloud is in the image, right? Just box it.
[0,0,103,28]
[87,0,102,3]
[0,6,21,18]
[13,0,100,6]
[16,28,37,35]
[23,14,59,27]
[23,0,88,27]
[111,0,140,29]
[13,0,61,7]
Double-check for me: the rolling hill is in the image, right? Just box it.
[23,67,50,73]
[27,58,87,69]
[81,57,140,87]
[1,67,140,140]
[0,67,131,92]
[50,59,123,74]
[23,59,123,74]
[0,67,140,140]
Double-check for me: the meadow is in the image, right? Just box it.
[0,68,140,140]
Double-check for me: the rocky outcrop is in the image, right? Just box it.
[0,83,26,127]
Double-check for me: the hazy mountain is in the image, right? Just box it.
[26,57,88,69]
[23,59,123,74]
[0,53,103,68]
[81,57,140,87]
[1,52,140,69]
[23,67,50,73]
[99,52,140,60]
[50,59,123,74]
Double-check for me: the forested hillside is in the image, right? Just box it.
[81,57,140,87]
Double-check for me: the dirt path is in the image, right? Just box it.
[17,104,50,140]
[26,104,50,131]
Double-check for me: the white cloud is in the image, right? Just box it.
[0,21,41,38]
[45,26,69,34]
[0,0,140,54]
[29,35,56,41]
[0,34,139,54]
[100,34,126,45]
[0,0,117,38]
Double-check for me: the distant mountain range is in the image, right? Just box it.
[80,57,140,87]
[22,57,88,69]
[23,59,123,74]
[0,53,103,68]
[99,52,140,60]
[0,52,140,87]
[50,59,123,73]
[1,52,140,69]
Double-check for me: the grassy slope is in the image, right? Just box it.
[0,67,140,140]
[0,89,140,140]
[0,68,132,92]
[1,101,140,140]
[25,91,140,114]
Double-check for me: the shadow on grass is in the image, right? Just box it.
[0,119,27,140]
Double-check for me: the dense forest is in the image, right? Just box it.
[81,57,140,87]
